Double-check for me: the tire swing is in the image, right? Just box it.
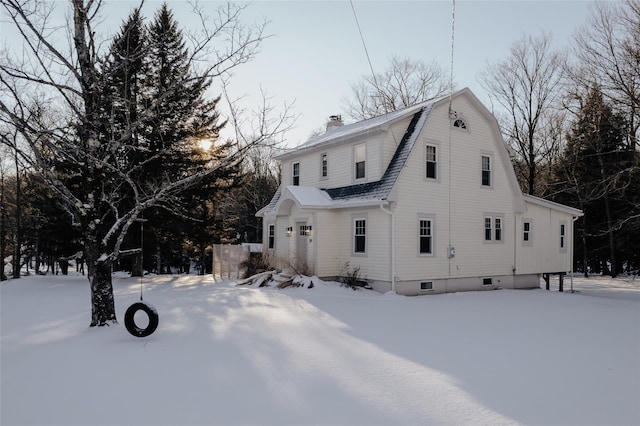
[124,217,159,338]
[124,301,158,338]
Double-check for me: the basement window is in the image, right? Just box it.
[483,277,493,286]
[420,281,433,291]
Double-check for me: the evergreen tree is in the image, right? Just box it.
[552,87,637,276]
[140,3,230,273]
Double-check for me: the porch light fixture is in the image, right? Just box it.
[286,227,293,237]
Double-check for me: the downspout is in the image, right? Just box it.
[380,204,395,293]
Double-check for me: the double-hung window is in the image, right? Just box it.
[426,145,437,179]
[267,224,275,249]
[354,218,366,254]
[481,155,492,187]
[292,162,300,186]
[354,144,366,180]
[321,153,328,179]
[419,219,433,255]
[484,215,503,242]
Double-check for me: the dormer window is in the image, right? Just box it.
[453,118,467,129]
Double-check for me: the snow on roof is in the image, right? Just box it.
[285,186,334,207]
[276,96,446,159]
[258,104,433,216]
[523,194,583,216]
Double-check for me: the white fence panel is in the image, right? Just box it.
[212,244,261,281]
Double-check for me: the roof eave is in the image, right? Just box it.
[275,126,386,160]
[523,194,584,217]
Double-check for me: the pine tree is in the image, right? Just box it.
[139,3,229,273]
[553,87,635,276]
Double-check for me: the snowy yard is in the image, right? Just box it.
[1,273,639,426]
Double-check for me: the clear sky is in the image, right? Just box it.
[222,0,595,147]
[2,0,596,147]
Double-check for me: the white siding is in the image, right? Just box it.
[515,202,574,274]
[393,97,517,282]
[314,210,340,277]
[331,208,390,282]
[263,90,579,294]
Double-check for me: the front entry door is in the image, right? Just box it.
[296,221,307,263]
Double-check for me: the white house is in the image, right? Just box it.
[257,88,583,295]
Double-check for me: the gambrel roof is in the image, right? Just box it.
[257,88,529,217]
[325,105,431,202]
[258,99,435,216]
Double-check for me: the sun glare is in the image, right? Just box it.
[198,138,213,151]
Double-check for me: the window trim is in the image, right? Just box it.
[418,217,434,256]
[320,152,328,179]
[523,219,533,246]
[559,221,567,252]
[484,214,504,243]
[420,281,434,291]
[425,143,438,180]
[267,224,275,249]
[353,216,367,255]
[292,162,300,186]
[354,143,366,181]
[481,154,492,187]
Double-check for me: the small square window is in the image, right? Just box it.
[483,277,493,285]
[420,281,433,291]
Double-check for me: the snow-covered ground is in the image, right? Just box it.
[1,272,639,426]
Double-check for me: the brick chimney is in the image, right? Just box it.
[326,115,344,132]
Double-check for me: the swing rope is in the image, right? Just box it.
[139,215,144,301]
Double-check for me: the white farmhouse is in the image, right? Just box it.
[257,88,582,295]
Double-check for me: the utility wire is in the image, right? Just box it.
[448,0,456,276]
[449,0,456,109]
[350,0,383,106]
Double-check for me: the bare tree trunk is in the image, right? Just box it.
[156,242,162,275]
[85,236,117,327]
[0,172,6,281]
[602,191,617,277]
[131,253,143,277]
[597,153,618,277]
[582,216,589,278]
[12,148,20,278]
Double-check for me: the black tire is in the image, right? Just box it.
[124,302,159,338]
